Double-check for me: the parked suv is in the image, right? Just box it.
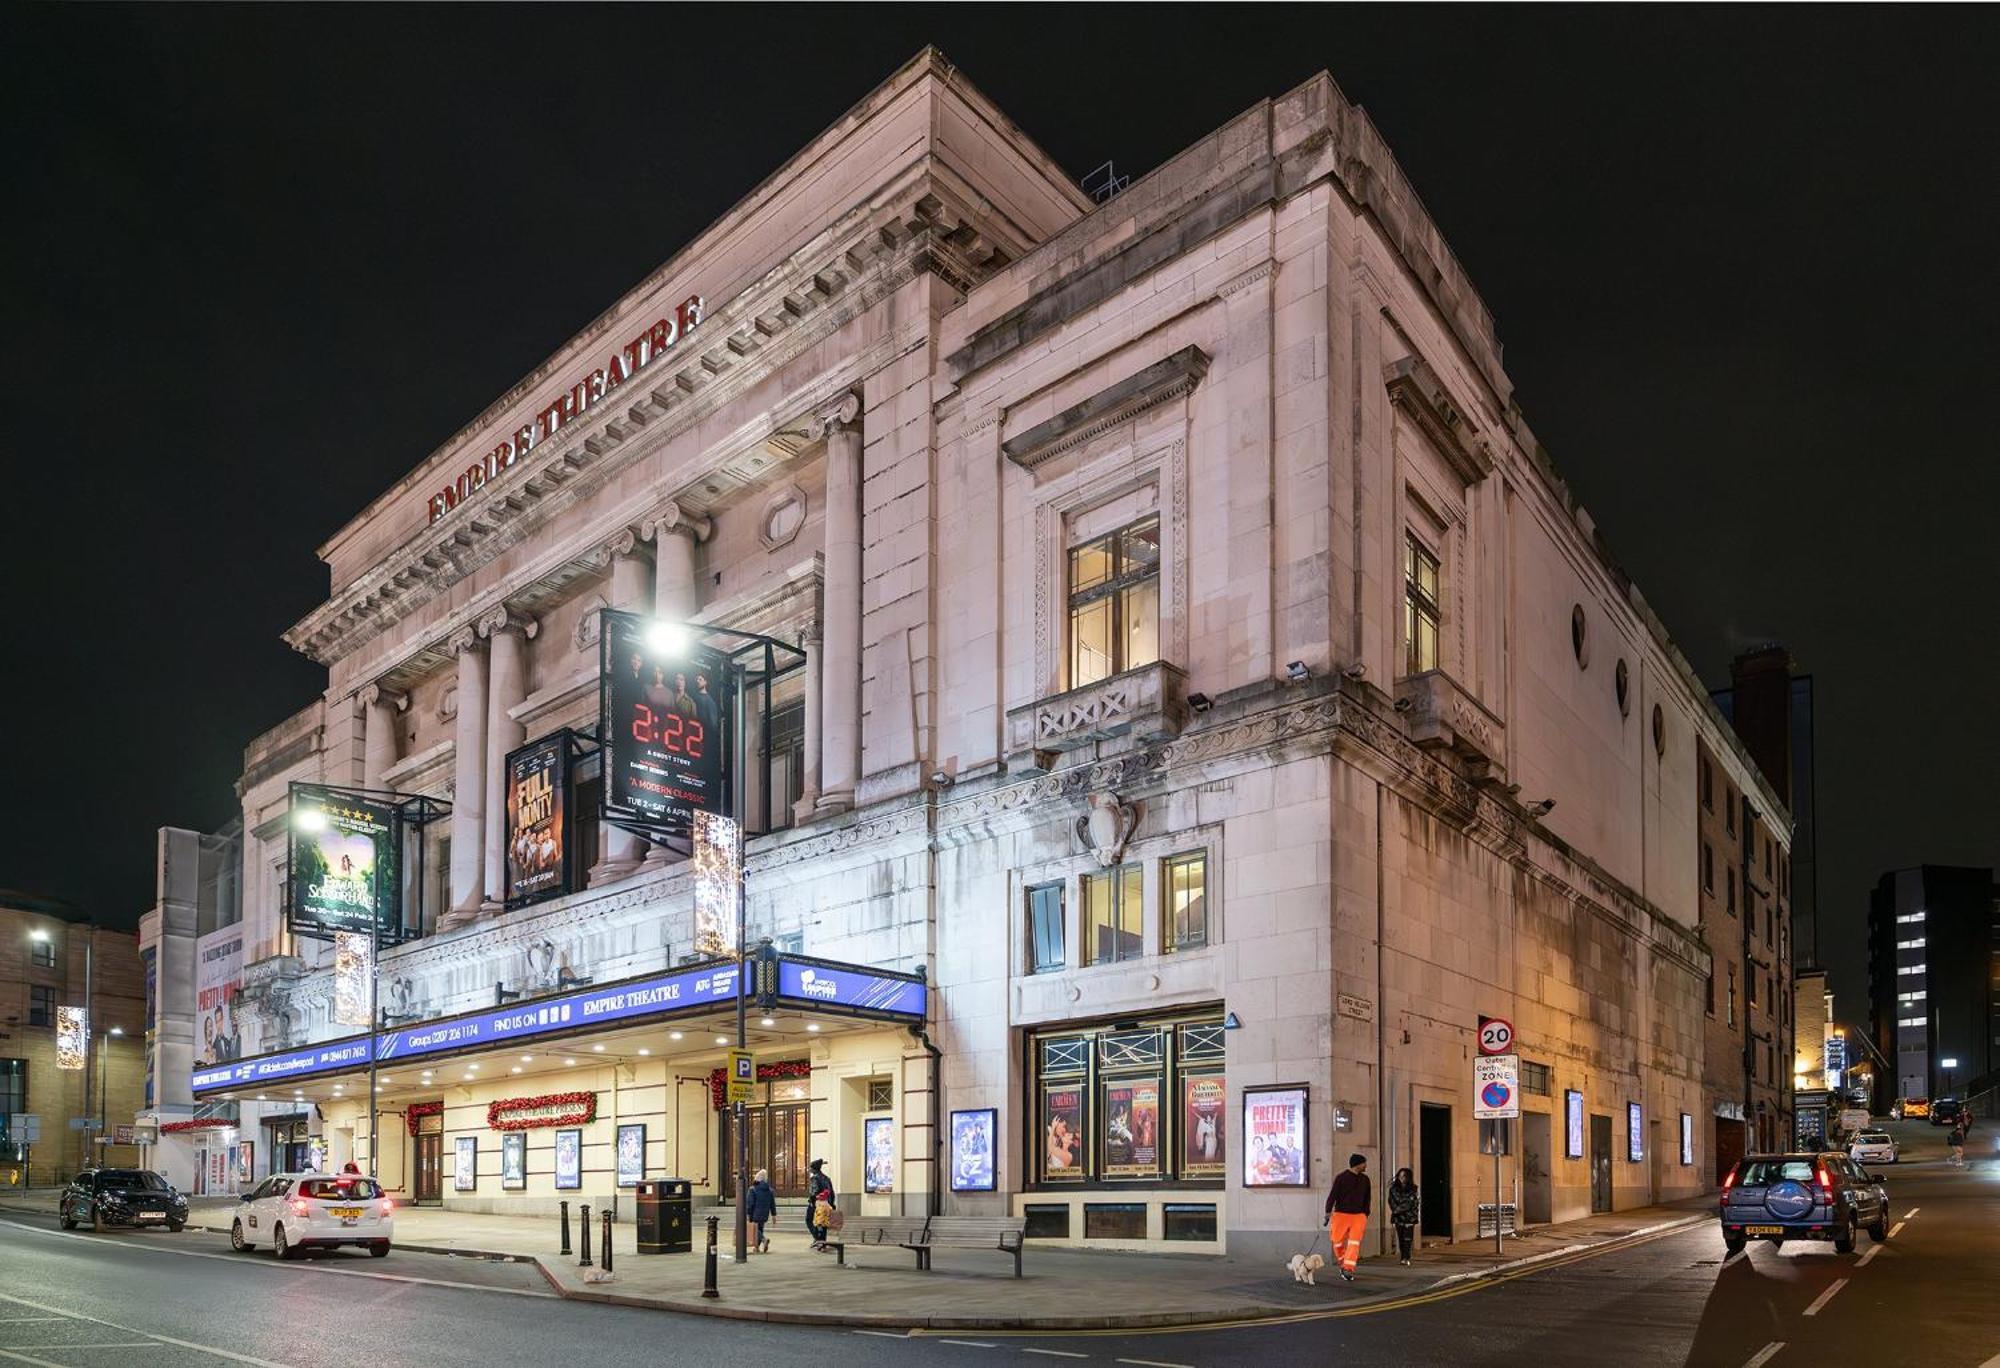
[1720,1153,1888,1255]
[59,1168,188,1232]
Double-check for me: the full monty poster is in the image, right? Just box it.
[505,734,570,908]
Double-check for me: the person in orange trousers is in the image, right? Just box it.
[1325,1152,1372,1281]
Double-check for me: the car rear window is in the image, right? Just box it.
[299,1178,382,1199]
[1735,1160,1816,1185]
[1857,1133,1890,1143]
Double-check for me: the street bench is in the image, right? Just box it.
[829,1215,929,1268]
[915,1215,1026,1277]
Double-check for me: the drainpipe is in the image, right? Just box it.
[913,1025,942,1218]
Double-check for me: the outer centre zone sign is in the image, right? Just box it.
[1474,1053,1520,1119]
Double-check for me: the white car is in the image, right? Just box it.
[231,1172,394,1259]
[1850,1131,1898,1165]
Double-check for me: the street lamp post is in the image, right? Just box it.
[98,1026,124,1141]
[1942,1057,1959,1097]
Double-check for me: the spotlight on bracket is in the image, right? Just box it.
[1186,691,1213,714]
[1525,798,1557,818]
[1285,661,1311,685]
[929,769,956,788]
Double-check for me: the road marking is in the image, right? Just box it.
[938,1341,998,1349]
[1902,1207,1920,1219]
[0,1220,553,1298]
[1022,1352,1089,1359]
[0,1349,74,1368]
[1855,1245,1882,1267]
[1116,1359,1195,1368]
[0,1293,291,1367]
[1802,1278,1848,1317]
[4,1344,159,1351]
[0,1322,63,1326]
[1742,1344,1785,1368]
[852,1330,913,1339]
[1889,1222,1905,1238]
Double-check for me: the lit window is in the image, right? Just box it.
[1082,864,1144,965]
[1898,964,1925,975]
[1027,883,1065,974]
[1898,1017,1924,1028]
[1897,912,1926,924]
[1897,938,1927,950]
[1897,991,1927,1002]
[1404,533,1441,675]
[1068,515,1160,688]
[1162,852,1208,953]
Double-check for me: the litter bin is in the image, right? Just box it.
[635,1178,692,1254]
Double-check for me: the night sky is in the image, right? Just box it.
[5,9,1996,1020]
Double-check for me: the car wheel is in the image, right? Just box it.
[1723,1236,1746,1255]
[59,1206,75,1231]
[230,1221,250,1252]
[273,1224,294,1260]
[1868,1216,1888,1241]
[91,1206,103,1234]
[168,1221,184,1234]
[369,1241,390,1258]
[1834,1215,1856,1255]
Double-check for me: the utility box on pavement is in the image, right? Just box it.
[635,1179,692,1254]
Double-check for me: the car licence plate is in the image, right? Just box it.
[137,1211,164,1222]
[1745,1225,1784,1235]
[331,1207,362,1220]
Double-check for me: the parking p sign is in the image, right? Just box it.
[1474,1054,1520,1119]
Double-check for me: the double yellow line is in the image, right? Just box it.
[914,1219,1704,1339]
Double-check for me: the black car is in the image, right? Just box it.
[1930,1098,1962,1127]
[1719,1152,1888,1255]
[59,1168,189,1232]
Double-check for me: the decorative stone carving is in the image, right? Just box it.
[358,683,407,713]
[446,625,481,657]
[574,593,610,651]
[1006,661,1190,756]
[1002,346,1208,471]
[1076,792,1140,867]
[438,686,458,722]
[643,499,713,546]
[1394,669,1507,782]
[806,390,862,440]
[477,605,541,641]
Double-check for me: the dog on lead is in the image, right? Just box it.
[1286,1251,1325,1285]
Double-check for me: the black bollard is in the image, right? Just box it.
[601,1208,614,1275]
[559,1200,571,1256]
[579,1204,593,1268]
[701,1215,719,1299]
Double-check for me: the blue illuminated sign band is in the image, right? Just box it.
[774,959,926,1019]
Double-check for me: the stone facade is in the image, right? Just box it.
[168,52,1791,1258]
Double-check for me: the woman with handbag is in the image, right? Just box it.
[807,1157,836,1251]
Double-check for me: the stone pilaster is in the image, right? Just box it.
[594,527,652,883]
[359,683,406,793]
[480,607,538,908]
[441,627,488,927]
[814,393,862,815]
[794,622,823,824]
[644,501,711,624]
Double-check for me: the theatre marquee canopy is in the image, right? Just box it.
[191,951,927,1096]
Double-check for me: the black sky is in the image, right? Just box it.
[4,7,1997,1020]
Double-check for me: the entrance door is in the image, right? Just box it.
[1521,1112,1552,1225]
[1419,1103,1453,1239]
[1589,1113,1613,1213]
[1713,1117,1745,1187]
[720,1103,812,1199]
[414,1133,442,1203]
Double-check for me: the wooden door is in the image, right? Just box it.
[767,1103,809,1196]
[414,1133,442,1202]
[1589,1114,1613,1213]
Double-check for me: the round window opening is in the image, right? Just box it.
[1651,703,1666,757]
[1571,604,1589,668]
[1614,659,1631,716]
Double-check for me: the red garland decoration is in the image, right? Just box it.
[486,1091,597,1132]
[404,1100,444,1136]
[708,1059,812,1110]
[159,1118,232,1134]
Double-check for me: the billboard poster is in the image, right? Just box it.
[554,1128,582,1190]
[616,1124,645,1187]
[864,1116,895,1194]
[949,1109,996,1192]
[236,1140,255,1187]
[502,1132,526,1189]
[332,932,373,1028]
[141,947,157,1110]
[1680,1112,1694,1166]
[600,608,731,834]
[505,735,570,908]
[192,925,243,1068]
[454,1135,477,1192]
[1243,1085,1308,1187]
[1627,1102,1645,1162]
[1565,1089,1585,1159]
[1181,1073,1226,1179]
[1042,1086,1084,1181]
[289,785,400,941]
[55,1007,87,1070]
[1101,1079,1161,1179]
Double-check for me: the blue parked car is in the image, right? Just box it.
[1719,1152,1888,1255]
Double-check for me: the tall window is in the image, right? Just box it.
[29,940,54,969]
[1028,883,1066,974]
[1727,967,1737,1027]
[0,1059,24,1116]
[1699,756,1713,810]
[1702,843,1714,893]
[1727,869,1736,915]
[1082,865,1144,965]
[28,986,54,1028]
[1403,532,1441,675]
[765,701,805,832]
[1163,852,1208,952]
[1706,970,1716,1016]
[1068,515,1160,687]
[1726,792,1736,835]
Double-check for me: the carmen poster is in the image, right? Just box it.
[1102,1079,1161,1178]
[1244,1086,1308,1187]
[949,1109,996,1192]
[600,609,730,833]
[863,1116,895,1194]
[1181,1073,1226,1179]
[289,784,399,940]
[1042,1087,1084,1181]
[505,735,569,908]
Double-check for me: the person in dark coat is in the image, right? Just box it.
[1387,1167,1420,1265]
[744,1168,777,1253]
[806,1158,836,1251]
[1325,1152,1371,1281]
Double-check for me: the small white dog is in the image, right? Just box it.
[1286,1252,1325,1285]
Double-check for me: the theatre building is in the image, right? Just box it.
[164,51,1784,1259]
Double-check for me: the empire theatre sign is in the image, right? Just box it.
[426,293,706,525]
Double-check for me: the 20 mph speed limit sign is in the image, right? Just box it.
[1478,1016,1514,1055]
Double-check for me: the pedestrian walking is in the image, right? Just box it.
[807,1158,836,1251]
[744,1168,776,1254]
[1948,1123,1966,1167]
[1388,1166,1420,1266]
[1325,1152,1372,1282]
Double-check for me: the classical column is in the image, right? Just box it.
[815,393,862,814]
[645,501,711,624]
[442,628,488,927]
[594,528,652,883]
[481,608,537,908]
[360,684,406,792]
[793,623,822,824]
